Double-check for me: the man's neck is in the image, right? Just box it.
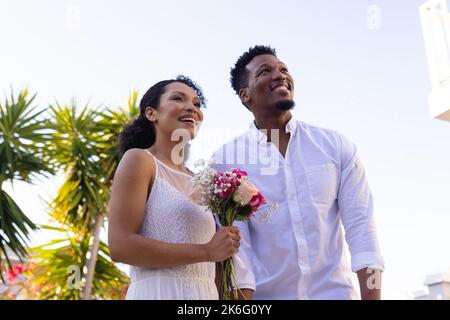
[253,111,292,158]
[253,111,292,131]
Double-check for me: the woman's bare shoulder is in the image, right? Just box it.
[116,148,156,179]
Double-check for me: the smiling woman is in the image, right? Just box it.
[107,75,242,300]
[117,75,206,155]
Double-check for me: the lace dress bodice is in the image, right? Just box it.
[125,150,218,300]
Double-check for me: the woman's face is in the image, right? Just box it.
[146,82,204,141]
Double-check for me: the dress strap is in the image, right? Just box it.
[144,149,159,179]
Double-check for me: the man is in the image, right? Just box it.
[210,45,384,299]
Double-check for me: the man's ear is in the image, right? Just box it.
[239,88,250,106]
[145,106,157,122]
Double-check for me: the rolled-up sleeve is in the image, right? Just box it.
[337,135,385,273]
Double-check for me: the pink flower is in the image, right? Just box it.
[6,263,24,283]
[231,168,248,179]
[233,179,259,205]
[13,264,24,274]
[6,270,17,282]
[214,172,241,199]
[249,192,266,209]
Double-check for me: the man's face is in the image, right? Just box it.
[240,54,294,112]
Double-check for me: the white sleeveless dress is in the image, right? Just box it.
[125,150,218,300]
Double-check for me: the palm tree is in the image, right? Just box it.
[0,89,53,277]
[45,100,108,299]
[30,225,128,300]
[43,93,139,299]
[81,91,139,299]
[97,91,139,185]
[46,101,106,231]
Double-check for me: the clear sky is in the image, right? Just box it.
[1,0,450,299]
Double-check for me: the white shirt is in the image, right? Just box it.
[210,117,384,300]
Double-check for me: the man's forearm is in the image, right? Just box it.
[357,267,382,300]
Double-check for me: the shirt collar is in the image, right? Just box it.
[285,116,297,135]
[249,115,298,143]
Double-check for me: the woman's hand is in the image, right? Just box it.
[204,226,241,262]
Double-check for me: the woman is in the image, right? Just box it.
[108,76,240,299]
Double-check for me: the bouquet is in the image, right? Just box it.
[191,160,276,299]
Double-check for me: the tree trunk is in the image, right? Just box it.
[82,213,104,300]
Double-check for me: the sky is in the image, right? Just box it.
[1,0,450,299]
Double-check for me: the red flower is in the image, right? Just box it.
[6,264,23,282]
[13,264,24,274]
[249,192,266,210]
[213,171,242,199]
[5,263,25,283]
[231,168,248,179]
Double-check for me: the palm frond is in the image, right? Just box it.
[0,89,52,274]
[29,226,129,300]
[0,189,36,273]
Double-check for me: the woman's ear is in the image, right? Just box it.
[145,106,157,122]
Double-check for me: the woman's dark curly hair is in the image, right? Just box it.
[118,75,206,154]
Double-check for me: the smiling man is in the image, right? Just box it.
[210,45,385,300]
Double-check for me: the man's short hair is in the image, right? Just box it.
[230,45,277,95]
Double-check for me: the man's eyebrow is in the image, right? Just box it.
[256,63,271,72]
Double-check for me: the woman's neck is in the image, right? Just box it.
[148,137,187,172]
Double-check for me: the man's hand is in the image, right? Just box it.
[216,263,254,300]
[357,267,382,300]
[235,288,254,300]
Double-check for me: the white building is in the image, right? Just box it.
[411,271,450,300]
[420,0,450,121]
